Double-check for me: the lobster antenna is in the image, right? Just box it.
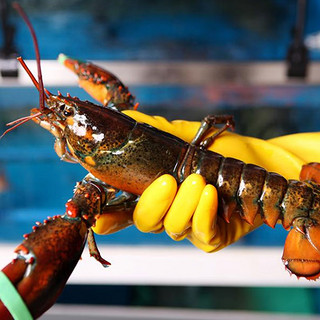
[0,112,42,139]
[17,56,40,91]
[12,2,45,111]
[17,56,51,97]
[0,56,51,139]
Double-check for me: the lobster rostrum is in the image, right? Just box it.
[2,2,320,319]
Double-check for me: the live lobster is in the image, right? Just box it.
[1,3,320,319]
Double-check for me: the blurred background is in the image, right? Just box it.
[1,0,320,319]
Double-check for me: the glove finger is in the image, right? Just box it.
[164,174,206,240]
[187,233,221,252]
[192,184,218,244]
[92,210,134,235]
[134,174,177,232]
[187,215,249,253]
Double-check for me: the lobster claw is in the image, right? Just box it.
[282,222,320,280]
[58,53,137,110]
[0,215,88,319]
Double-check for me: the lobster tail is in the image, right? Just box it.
[192,152,288,228]
[282,225,320,280]
[281,162,320,280]
[191,151,320,280]
[0,215,88,319]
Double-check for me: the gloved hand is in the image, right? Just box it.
[133,173,262,252]
[93,110,311,252]
[61,55,317,251]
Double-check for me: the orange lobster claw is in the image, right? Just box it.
[282,224,320,280]
[58,54,136,110]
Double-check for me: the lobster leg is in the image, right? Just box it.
[178,114,235,182]
[190,114,235,148]
[282,162,320,280]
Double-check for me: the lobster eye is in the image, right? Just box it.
[63,108,74,117]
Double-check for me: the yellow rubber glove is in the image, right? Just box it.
[93,110,312,252]
[133,173,263,252]
[268,132,320,164]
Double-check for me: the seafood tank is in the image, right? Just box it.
[1,0,320,318]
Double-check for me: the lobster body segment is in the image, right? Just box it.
[41,97,189,194]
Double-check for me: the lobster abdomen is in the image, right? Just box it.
[190,149,320,229]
